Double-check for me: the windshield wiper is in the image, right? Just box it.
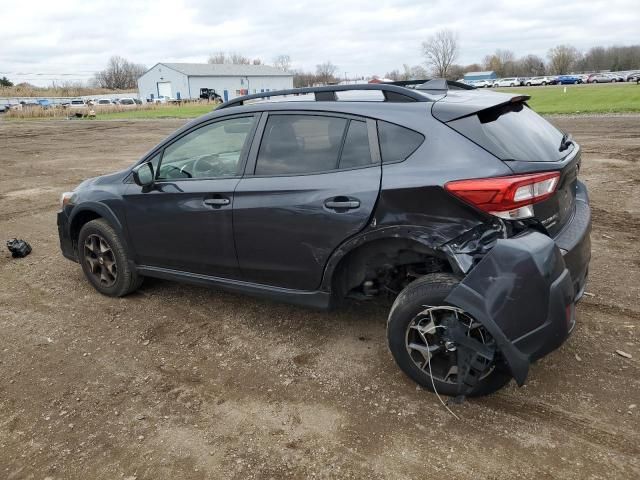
[559,132,574,152]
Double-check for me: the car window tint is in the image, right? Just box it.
[157,116,256,180]
[255,115,348,175]
[377,121,424,163]
[339,120,372,168]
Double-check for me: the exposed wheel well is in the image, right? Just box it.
[331,238,453,301]
[70,210,102,250]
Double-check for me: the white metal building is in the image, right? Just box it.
[137,63,294,102]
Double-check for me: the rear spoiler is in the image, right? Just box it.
[431,92,532,123]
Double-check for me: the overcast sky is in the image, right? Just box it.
[1,0,639,86]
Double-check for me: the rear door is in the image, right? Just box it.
[233,112,381,290]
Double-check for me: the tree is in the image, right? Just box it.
[0,76,13,87]
[421,29,459,78]
[93,56,146,90]
[518,54,546,76]
[315,61,338,84]
[547,45,581,74]
[208,52,254,65]
[273,54,291,71]
[483,49,515,77]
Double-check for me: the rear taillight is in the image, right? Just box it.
[444,171,560,220]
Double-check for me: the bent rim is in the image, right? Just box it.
[84,233,117,287]
[405,305,494,385]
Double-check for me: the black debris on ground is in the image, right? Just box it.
[6,238,32,258]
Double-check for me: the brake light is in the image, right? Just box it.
[444,171,560,220]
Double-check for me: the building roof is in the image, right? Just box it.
[464,71,496,77]
[160,63,292,77]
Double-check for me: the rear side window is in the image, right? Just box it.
[377,121,424,163]
[339,120,371,169]
[255,115,372,175]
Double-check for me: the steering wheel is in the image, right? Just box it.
[164,165,192,178]
[191,154,222,176]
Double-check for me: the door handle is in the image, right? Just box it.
[324,198,360,210]
[204,197,230,207]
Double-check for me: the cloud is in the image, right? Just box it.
[1,0,638,85]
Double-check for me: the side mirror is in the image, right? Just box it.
[132,162,154,187]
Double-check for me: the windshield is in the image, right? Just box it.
[447,102,571,162]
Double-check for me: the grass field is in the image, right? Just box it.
[97,103,216,119]
[496,82,640,114]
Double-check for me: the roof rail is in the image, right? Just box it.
[386,79,476,91]
[217,83,433,110]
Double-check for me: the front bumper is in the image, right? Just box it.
[445,187,591,385]
[57,210,77,262]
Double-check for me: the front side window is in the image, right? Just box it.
[157,116,256,180]
[255,115,373,176]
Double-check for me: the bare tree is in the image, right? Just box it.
[94,56,146,90]
[208,52,254,65]
[315,61,338,84]
[483,49,516,77]
[273,54,292,71]
[422,29,459,78]
[518,54,546,76]
[547,45,581,74]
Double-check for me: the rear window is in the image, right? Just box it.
[377,121,424,163]
[447,103,569,162]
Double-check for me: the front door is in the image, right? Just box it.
[233,112,381,290]
[123,114,258,278]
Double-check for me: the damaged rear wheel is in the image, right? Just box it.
[387,273,511,397]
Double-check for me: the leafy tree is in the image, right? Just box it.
[0,76,13,87]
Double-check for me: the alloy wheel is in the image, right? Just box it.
[84,234,117,287]
[405,305,494,384]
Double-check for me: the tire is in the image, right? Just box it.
[526,82,531,86]
[510,83,515,87]
[78,219,143,297]
[574,80,579,84]
[611,79,617,83]
[541,81,547,86]
[387,273,511,397]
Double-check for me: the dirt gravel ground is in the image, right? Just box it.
[1,116,639,479]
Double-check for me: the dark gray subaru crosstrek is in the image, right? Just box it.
[58,80,591,398]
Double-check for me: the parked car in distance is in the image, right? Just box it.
[493,77,520,87]
[469,79,493,88]
[557,75,583,85]
[153,95,174,104]
[606,73,624,82]
[586,73,613,83]
[95,99,114,106]
[57,81,591,399]
[525,76,554,86]
[118,98,138,106]
[625,71,640,82]
[69,99,87,108]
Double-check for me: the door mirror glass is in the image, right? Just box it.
[133,162,154,186]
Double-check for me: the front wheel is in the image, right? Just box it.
[78,219,143,297]
[541,81,547,86]
[526,82,531,86]
[387,274,511,397]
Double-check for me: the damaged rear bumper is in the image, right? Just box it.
[445,190,591,386]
